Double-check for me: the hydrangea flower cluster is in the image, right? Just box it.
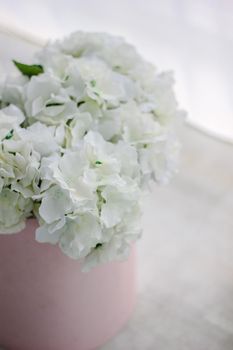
[0,32,183,270]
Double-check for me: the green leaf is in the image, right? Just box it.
[66,118,73,126]
[45,102,64,107]
[90,80,96,87]
[77,101,85,107]
[13,60,44,77]
[95,243,103,249]
[95,160,102,165]
[4,129,14,140]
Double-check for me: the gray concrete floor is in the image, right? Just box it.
[102,125,233,350]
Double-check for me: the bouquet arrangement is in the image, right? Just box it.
[0,32,183,270]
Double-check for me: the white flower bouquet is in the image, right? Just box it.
[0,32,183,270]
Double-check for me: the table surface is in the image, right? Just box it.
[1,30,233,350]
[102,125,233,350]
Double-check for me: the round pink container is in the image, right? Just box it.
[0,219,136,350]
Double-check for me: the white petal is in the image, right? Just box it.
[39,186,72,224]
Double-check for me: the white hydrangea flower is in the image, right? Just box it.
[0,188,32,233]
[36,47,73,80]
[65,111,92,147]
[0,135,40,198]
[118,101,165,145]
[100,182,140,228]
[0,104,25,140]
[0,31,184,270]
[83,204,142,271]
[36,213,102,260]
[71,57,135,106]
[16,122,60,156]
[0,74,28,109]
[59,213,102,259]
[54,31,150,76]
[139,134,181,185]
[51,150,94,203]
[39,185,73,224]
[24,73,77,125]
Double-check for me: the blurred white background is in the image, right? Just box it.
[0,0,233,141]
